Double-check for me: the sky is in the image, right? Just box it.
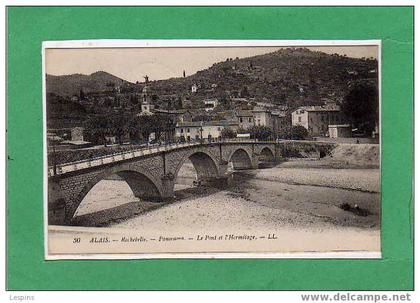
[45,45,378,83]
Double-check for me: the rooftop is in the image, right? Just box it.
[236,110,253,117]
[328,124,351,128]
[154,108,187,114]
[203,98,219,103]
[296,105,341,112]
[271,111,287,118]
[177,120,239,128]
[252,106,270,113]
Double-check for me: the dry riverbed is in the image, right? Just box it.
[74,161,380,232]
[62,159,381,254]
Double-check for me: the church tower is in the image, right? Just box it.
[140,75,154,115]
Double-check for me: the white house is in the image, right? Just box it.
[203,99,219,112]
[191,84,198,93]
[252,107,272,128]
[291,105,346,136]
[175,120,239,141]
[236,110,254,129]
[328,124,352,138]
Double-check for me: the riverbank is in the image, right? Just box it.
[73,159,380,231]
[114,167,380,231]
[58,157,381,254]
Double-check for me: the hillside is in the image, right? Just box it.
[46,48,377,105]
[45,48,378,129]
[46,71,132,96]
[46,93,88,128]
[150,47,378,106]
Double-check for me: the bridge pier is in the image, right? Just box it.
[160,174,176,200]
[274,144,283,163]
[193,160,231,189]
[251,153,260,169]
[48,180,67,225]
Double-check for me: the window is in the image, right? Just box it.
[298,117,301,122]
[240,118,243,123]
[248,117,252,123]
[187,128,190,133]
[180,128,184,133]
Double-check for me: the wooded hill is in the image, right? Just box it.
[46,48,378,128]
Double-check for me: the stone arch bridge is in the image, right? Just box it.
[48,140,333,225]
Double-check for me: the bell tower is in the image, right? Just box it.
[140,75,154,115]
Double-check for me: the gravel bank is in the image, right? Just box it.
[74,164,380,231]
[249,166,380,193]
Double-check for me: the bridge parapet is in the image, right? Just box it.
[48,139,278,177]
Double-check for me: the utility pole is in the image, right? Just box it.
[200,121,203,144]
[162,151,166,175]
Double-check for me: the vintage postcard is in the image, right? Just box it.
[44,40,381,259]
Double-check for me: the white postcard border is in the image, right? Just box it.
[42,39,382,260]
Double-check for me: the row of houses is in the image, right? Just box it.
[175,107,287,141]
[174,104,353,142]
[48,103,354,151]
[121,84,353,141]
[140,87,351,140]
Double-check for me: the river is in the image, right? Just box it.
[73,163,380,229]
[53,161,381,254]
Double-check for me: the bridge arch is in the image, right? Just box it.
[229,148,253,170]
[258,147,276,168]
[67,164,163,222]
[259,147,275,162]
[174,150,220,182]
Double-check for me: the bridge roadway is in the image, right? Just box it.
[47,139,332,226]
[50,141,212,176]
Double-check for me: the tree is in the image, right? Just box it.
[240,86,250,98]
[221,127,237,139]
[130,115,153,143]
[222,66,231,73]
[127,116,141,143]
[129,95,139,106]
[84,115,113,146]
[151,114,171,142]
[248,125,272,141]
[106,82,115,88]
[79,88,85,100]
[128,114,175,144]
[291,125,308,140]
[236,127,248,134]
[152,94,159,102]
[342,83,378,135]
[110,113,129,144]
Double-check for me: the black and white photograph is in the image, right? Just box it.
[44,41,380,258]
